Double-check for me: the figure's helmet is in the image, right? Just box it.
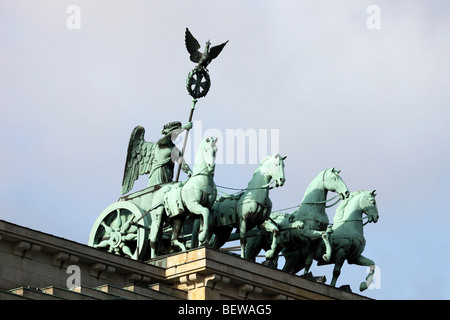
[161,121,182,135]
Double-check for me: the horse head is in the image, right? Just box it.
[260,154,287,188]
[360,190,379,223]
[194,136,218,175]
[323,168,350,200]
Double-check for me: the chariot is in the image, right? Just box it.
[88,183,178,261]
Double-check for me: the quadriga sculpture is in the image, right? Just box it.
[148,136,218,258]
[246,168,350,268]
[205,154,288,259]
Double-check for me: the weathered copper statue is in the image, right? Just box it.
[206,154,287,259]
[89,28,380,292]
[148,137,218,258]
[184,28,228,99]
[121,121,193,195]
[284,190,379,291]
[246,168,349,267]
[185,28,228,70]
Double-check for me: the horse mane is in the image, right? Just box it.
[301,168,329,203]
[249,155,272,177]
[258,154,272,166]
[334,190,365,222]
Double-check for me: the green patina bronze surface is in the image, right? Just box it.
[121,122,193,195]
[148,137,218,258]
[246,168,349,265]
[300,190,379,291]
[185,28,228,70]
[89,28,380,291]
[206,154,287,259]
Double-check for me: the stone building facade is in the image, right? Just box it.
[0,220,369,300]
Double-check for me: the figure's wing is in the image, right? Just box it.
[185,28,202,63]
[208,40,228,62]
[121,126,155,195]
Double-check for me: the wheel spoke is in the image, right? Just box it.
[123,233,137,241]
[110,209,121,230]
[94,239,110,249]
[121,245,133,258]
[101,221,113,235]
[120,215,134,233]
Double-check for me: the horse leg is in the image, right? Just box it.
[330,248,347,287]
[304,238,323,274]
[321,232,332,262]
[190,218,200,249]
[282,249,305,274]
[209,226,233,249]
[298,228,331,266]
[171,218,187,252]
[204,207,217,247]
[149,206,164,258]
[304,250,314,275]
[265,232,279,260]
[352,255,376,292]
[239,218,247,258]
[257,219,279,259]
[185,200,210,245]
[263,244,281,268]
[244,231,262,261]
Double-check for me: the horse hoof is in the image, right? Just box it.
[262,260,277,268]
[322,254,330,262]
[265,250,275,259]
[198,232,206,243]
[359,282,368,292]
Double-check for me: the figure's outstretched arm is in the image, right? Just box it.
[182,121,193,131]
[159,121,192,144]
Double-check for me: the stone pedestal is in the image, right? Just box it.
[149,247,368,300]
[0,220,370,300]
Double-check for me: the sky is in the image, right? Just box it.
[1,0,449,300]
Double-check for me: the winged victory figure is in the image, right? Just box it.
[121,121,193,195]
[185,28,228,69]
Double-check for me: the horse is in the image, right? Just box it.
[245,168,350,271]
[148,136,218,258]
[309,190,379,291]
[206,154,287,258]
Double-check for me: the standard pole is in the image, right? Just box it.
[175,98,197,182]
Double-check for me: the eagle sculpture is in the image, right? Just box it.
[185,28,228,69]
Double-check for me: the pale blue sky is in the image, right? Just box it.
[1,0,449,299]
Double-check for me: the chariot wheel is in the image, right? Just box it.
[186,66,211,98]
[88,201,149,260]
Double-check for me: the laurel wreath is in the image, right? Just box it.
[186,67,211,99]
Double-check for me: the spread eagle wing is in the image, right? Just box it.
[121,126,155,195]
[208,40,228,63]
[185,28,202,63]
